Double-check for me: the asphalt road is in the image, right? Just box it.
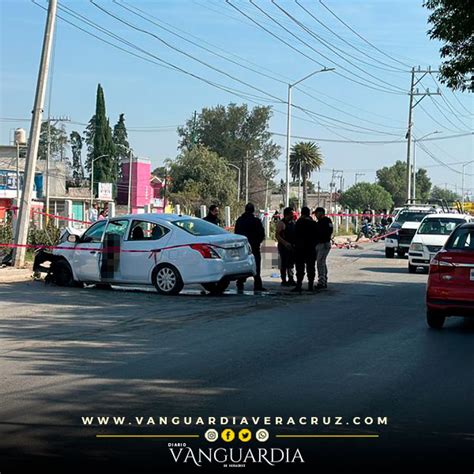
[0,243,472,473]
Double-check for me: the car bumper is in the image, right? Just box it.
[427,297,474,316]
[182,256,256,284]
[409,250,438,267]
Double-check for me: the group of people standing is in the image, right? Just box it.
[276,206,333,292]
[204,202,333,293]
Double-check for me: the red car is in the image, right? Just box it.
[426,222,474,328]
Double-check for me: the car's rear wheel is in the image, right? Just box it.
[202,280,230,295]
[426,310,445,329]
[153,263,183,295]
[408,263,417,273]
[385,247,394,258]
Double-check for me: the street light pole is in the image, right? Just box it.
[412,131,440,201]
[285,67,335,207]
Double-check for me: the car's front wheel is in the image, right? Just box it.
[408,263,417,273]
[385,247,394,258]
[397,249,406,258]
[153,263,183,295]
[52,259,77,287]
[426,310,445,329]
[202,280,230,295]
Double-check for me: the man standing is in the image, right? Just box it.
[292,206,318,292]
[276,207,296,286]
[88,203,98,223]
[235,203,266,292]
[203,204,220,226]
[314,207,333,290]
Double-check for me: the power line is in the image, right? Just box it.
[270,0,408,91]
[294,0,408,73]
[318,0,412,69]
[238,0,406,95]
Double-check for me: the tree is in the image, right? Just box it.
[178,103,281,207]
[86,84,116,195]
[69,131,84,187]
[167,145,238,215]
[424,0,474,92]
[431,185,460,202]
[113,113,130,179]
[84,114,95,174]
[376,160,432,206]
[339,183,394,211]
[38,121,68,161]
[152,166,167,177]
[289,141,323,206]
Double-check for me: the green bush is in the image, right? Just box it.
[28,222,61,247]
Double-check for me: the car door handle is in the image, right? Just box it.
[90,251,97,254]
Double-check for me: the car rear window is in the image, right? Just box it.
[172,219,228,236]
[445,228,474,250]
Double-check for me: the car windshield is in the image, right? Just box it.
[418,218,465,235]
[172,218,228,236]
[396,211,432,224]
[445,227,474,250]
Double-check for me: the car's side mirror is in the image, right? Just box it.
[67,234,78,243]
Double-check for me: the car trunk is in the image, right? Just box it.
[203,235,249,261]
[435,250,474,301]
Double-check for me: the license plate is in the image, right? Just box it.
[470,269,474,281]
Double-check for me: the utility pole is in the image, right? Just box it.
[405,66,440,202]
[355,172,365,185]
[461,161,474,211]
[285,67,335,207]
[13,0,57,267]
[317,180,320,207]
[245,151,249,203]
[127,149,134,213]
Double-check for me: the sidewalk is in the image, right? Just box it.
[0,265,33,283]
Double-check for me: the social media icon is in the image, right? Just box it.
[256,429,269,442]
[238,429,252,442]
[204,429,219,442]
[221,428,235,442]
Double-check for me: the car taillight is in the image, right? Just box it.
[430,256,455,279]
[190,244,220,259]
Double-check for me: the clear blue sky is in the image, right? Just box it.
[1,0,472,194]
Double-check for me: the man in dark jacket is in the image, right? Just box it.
[292,206,318,292]
[276,207,296,286]
[235,203,266,292]
[203,204,220,226]
[314,207,333,289]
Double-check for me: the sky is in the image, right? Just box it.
[0,0,473,195]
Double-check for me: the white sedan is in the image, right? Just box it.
[49,214,256,295]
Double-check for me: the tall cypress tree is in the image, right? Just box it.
[113,113,130,179]
[92,84,115,194]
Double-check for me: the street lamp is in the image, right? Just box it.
[412,131,441,201]
[461,160,474,211]
[90,154,108,206]
[285,67,335,207]
[226,163,241,202]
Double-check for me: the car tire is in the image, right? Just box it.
[202,280,230,295]
[426,310,445,329]
[408,263,417,273]
[385,247,395,258]
[397,249,406,258]
[153,263,184,295]
[52,259,75,287]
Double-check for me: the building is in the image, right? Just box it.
[117,157,166,213]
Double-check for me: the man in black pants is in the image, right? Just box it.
[235,203,266,292]
[314,207,333,289]
[276,207,296,286]
[292,206,318,292]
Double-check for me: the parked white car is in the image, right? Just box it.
[408,213,472,272]
[49,214,256,295]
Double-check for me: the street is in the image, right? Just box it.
[0,243,473,473]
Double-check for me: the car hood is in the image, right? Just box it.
[400,221,422,230]
[411,234,450,246]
